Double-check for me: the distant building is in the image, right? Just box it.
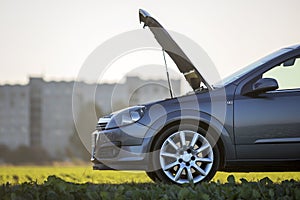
[0,76,180,159]
[0,84,30,149]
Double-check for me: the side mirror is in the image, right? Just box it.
[252,78,278,94]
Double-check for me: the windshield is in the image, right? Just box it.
[214,48,291,87]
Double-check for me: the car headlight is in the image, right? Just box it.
[106,106,145,129]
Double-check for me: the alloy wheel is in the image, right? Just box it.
[159,130,214,184]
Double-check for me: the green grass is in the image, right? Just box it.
[0,165,299,185]
[1,166,300,199]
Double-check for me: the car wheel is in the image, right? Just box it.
[151,124,220,184]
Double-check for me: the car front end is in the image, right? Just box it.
[91,105,153,171]
[91,8,217,179]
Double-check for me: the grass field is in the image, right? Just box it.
[1,166,300,199]
[0,165,299,185]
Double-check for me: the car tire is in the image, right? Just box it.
[146,171,159,182]
[151,124,220,184]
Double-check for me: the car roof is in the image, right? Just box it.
[285,44,300,49]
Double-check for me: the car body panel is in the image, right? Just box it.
[233,48,300,160]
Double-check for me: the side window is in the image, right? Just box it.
[263,56,300,90]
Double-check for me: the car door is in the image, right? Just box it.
[234,55,300,160]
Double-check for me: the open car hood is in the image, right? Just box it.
[139,9,212,91]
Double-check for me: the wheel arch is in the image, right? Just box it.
[146,115,230,170]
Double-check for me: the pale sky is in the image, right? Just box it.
[0,0,299,85]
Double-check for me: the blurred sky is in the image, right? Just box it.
[0,0,299,85]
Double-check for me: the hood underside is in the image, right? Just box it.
[139,9,212,91]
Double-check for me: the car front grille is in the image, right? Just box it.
[96,122,108,130]
[96,115,112,131]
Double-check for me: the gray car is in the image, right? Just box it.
[91,9,300,184]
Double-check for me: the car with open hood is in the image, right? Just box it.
[91,9,300,184]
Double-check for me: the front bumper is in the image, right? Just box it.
[91,122,152,170]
